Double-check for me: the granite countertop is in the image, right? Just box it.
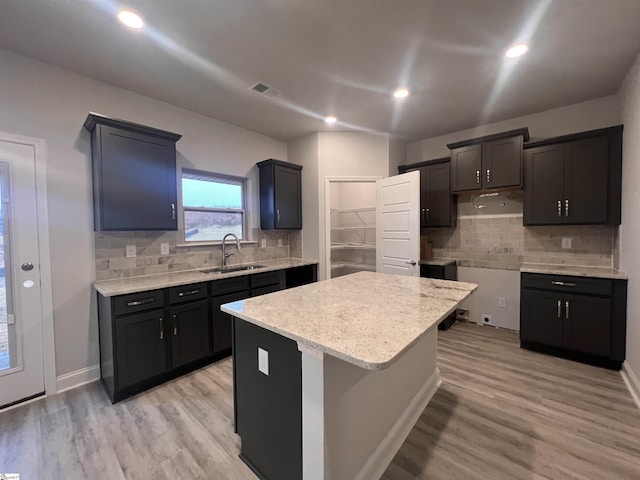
[520,263,628,280]
[94,258,319,296]
[419,258,457,267]
[221,271,477,370]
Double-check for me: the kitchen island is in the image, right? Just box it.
[222,271,477,480]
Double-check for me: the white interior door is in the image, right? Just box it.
[0,139,45,408]
[376,171,420,276]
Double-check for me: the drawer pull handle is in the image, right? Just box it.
[159,317,164,340]
[557,300,561,318]
[565,300,570,320]
[178,289,200,297]
[551,281,575,287]
[173,315,178,336]
[127,297,155,307]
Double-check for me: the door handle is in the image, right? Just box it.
[159,317,164,340]
[173,314,178,336]
[486,169,491,183]
[421,208,426,223]
[476,170,480,184]
[405,260,417,266]
[425,208,430,222]
[171,203,176,220]
[565,301,570,320]
[557,300,561,319]
[276,209,280,225]
[21,262,34,271]
[565,199,569,217]
[557,200,562,217]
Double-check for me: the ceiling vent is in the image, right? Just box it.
[250,82,280,98]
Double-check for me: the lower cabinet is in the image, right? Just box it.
[98,263,318,402]
[520,273,626,369]
[420,261,457,330]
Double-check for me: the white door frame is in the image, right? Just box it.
[324,176,382,281]
[0,131,56,396]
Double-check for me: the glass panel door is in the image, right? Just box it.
[0,165,15,372]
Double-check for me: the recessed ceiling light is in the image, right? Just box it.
[393,88,410,98]
[325,116,337,124]
[505,44,528,58]
[118,10,144,29]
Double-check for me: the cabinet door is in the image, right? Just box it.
[211,290,249,353]
[251,284,282,298]
[520,289,563,347]
[274,165,302,229]
[424,162,452,227]
[451,144,482,192]
[115,310,168,389]
[482,136,523,189]
[523,145,565,225]
[98,125,177,230]
[169,300,211,368]
[563,137,609,224]
[562,294,611,357]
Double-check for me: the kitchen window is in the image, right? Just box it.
[182,169,246,242]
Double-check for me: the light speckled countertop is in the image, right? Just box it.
[222,271,477,370]
[420,258,456,267]
[520,263,627,280]
[94,258,319,296]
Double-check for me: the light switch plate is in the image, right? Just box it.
[277,239,283,247]
[498,297,506,308]
[160,243,170,255]
[258,347,269,376]
[261,239,267,248]
[562,237,572,249]
[126,245,136,258]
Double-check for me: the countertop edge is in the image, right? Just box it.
[519,264,628,280]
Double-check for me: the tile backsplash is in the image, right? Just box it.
[95,228,294,281]
[426,216,614,271]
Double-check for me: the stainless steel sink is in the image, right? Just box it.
[199,264,266,274]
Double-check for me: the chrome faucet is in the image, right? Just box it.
[221,233,241,268]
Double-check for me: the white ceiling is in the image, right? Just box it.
[1,0,640,142]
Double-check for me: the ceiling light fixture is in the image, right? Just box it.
[505,44,529,58]
[325,116,337,124]
[118,10,144,29]
[393,88,410,98]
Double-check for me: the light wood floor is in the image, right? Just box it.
[1,322,640,479]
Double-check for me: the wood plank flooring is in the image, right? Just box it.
[2,322,640,479]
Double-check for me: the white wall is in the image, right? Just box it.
[388,137,406,177]
[0,49,287,378]
[407,96,621,163]
[619,51,640,388]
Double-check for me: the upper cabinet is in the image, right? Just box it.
[399,158,456,228]
[257,159,302,230]
[523,126,622,226]
[84,113,181,231]
[448,128,530,193]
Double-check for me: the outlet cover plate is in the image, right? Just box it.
[258,347,269,376]
[261,239,267,248]
[126,245,136,258]
[562,237,572,249]
[160,243,170,255]
[498,297,506,308]
[277,239,283,247]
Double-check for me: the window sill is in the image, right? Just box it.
[176,240,259,248]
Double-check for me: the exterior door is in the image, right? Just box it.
[0,139,45,408]
[376,171,420,276]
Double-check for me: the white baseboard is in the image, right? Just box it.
[56,364,100,394]
[621,361,640,412]
[354,368,442,480]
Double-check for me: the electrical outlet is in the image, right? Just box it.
[126,245,136,258]
[160,243,170,255]
[258,347,269,376]
[261,239,267,248]
[456,309,469,320]
[498,297,506,308]
[277,239,283,247]
[482,314,492,324]
[562,237,572,249]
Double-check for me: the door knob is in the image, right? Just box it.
[405,260,417,266]
[21,262,34,271]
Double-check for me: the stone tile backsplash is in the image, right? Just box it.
[426,216,614,271]
[95,228,293,281]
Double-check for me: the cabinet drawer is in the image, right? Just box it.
[169,282,208,304]
[211,275,249,296]
[114,289,165,316]
[521,273,611,296]
[251,271,282,289]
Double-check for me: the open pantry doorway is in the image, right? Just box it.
[324,177,381,279]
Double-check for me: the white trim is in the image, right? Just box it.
[621,361,640,411]
[355,368,442,480]
[56,364,100,394]
[0,131,56,396]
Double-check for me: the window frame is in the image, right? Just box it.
[181,168,248,243]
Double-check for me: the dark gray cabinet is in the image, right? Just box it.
[84,113,181,231]
[399,158,455,228]
[420,261,457,329]
[211,276,250,354]
[520,272,626,369]
[524,126,622,226]
[169,299,211,368]
[258,159,302,230]
[448,128,529,192]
